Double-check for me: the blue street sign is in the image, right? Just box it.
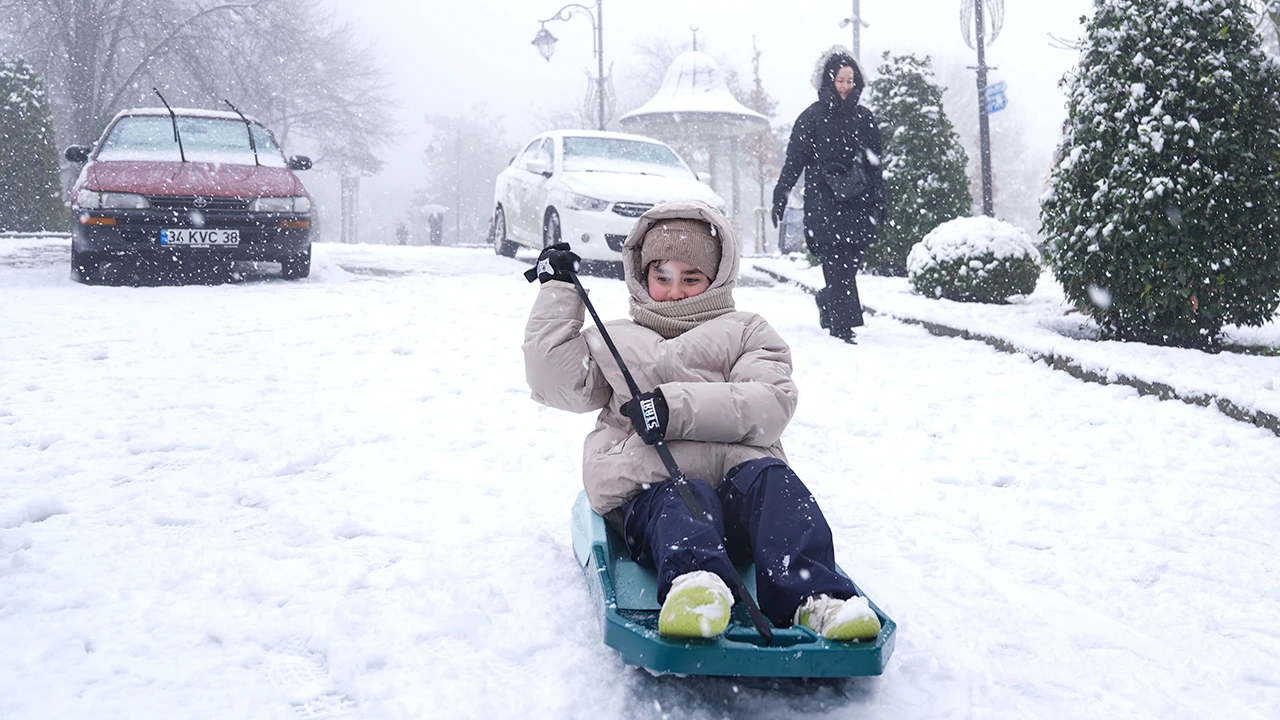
[984,82,1008,114]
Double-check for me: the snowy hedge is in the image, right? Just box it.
[1040,0,1280,349]
[0,58,62,232]
[907,216,1041,303]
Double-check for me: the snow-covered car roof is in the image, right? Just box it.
[109,107,266,126]
[535,129,671,146]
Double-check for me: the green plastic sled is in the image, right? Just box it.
[571,491,896,677]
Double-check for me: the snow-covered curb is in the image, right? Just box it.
[752,259,1280,437]
[0,231,70,240]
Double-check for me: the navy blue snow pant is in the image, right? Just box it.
[620,457,858,628]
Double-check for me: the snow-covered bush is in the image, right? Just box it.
[0,58,62,232]
[1041,0,1280,349]
[865,52,971,277]
[907,216,1040,303]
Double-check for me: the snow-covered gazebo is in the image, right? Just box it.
[620,50,769,137]
[619,51,769,235]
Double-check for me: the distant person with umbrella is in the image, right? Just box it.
[428,213,443,246]
[772,46,886,344]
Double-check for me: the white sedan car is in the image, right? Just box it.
[492,130,726,261]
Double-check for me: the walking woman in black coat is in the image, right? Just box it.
[772,47,886,343]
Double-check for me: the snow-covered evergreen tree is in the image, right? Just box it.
[1042,0,1280,349]
[0,58,63,232]
[866,53,971,276]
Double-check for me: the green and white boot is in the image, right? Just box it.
[658,571,734,638]
[795,594,881,641]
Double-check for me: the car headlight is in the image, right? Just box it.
[566,193,609,212]
[251,196,310,213]
[76,190,150,209]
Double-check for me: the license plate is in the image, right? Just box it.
[160,229,240,246]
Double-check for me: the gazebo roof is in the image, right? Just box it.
[619,51,770,138]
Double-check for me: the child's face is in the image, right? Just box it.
[646,259,711,302]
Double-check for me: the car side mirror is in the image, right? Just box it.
[527,159,552,178]
[65,145,90,163]
[288,155,312,171]
[696,171,712,185]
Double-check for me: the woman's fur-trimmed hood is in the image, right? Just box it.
[810,45,866,103]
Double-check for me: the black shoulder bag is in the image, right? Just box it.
[821,157,871,201]
[816,108,872,201]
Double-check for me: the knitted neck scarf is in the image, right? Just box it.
[629,285,736,339]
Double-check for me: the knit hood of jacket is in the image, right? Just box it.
[810,45,866,109]
[621,200,740,339]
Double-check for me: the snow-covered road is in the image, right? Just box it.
[2,239,1278,719]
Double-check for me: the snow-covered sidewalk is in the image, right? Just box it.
[751,255,1280,435]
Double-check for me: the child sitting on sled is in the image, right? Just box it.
[523,200,880,641]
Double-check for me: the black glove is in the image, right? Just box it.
[620,390,668,446]
[771,188,788,228]
[524,242,580,284]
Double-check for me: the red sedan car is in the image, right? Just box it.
[65,107,313,283]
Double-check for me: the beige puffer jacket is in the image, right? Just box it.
[523,200,798,515]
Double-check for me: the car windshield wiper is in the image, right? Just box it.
[153,88,186,162]
[222,99,259,167]
[588,169,655,176]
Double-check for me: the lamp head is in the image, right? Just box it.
[532,25,558,62]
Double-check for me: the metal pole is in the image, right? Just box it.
[730,136,741,242]
[596,0,605,130]
[852,0,861,63]
[975,0,994,217]
[455,124,462,242]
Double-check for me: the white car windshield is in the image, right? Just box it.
[561,137,691,178]
[96,116,287,167]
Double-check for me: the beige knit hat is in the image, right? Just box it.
[639,218,721,281]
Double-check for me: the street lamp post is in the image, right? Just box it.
[532,0,606,131]
[838,0,870,64]
[962,0,1004,217]
[454,124,461,243]
[972,0,994,217]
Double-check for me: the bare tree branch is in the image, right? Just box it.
[3,0,395,177]
[103,0,269,113]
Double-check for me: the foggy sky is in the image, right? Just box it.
[325,0,1095,241]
